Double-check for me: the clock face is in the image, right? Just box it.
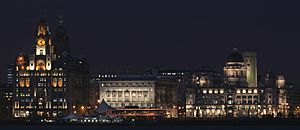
[17,56,25,65]
[37,39,45,46]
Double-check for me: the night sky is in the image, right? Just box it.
[0,0,299,85]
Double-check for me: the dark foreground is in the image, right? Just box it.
[0,125,300,130]
[1,118,300,126]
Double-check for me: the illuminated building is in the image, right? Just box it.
[285,83,300,116]
[93,74,179,118]
[223,48,248,87]
[276,74,288,117]
[185,48,289,118]
[12,16,89,119]
[145,67,222,118]
[0,64,14,119]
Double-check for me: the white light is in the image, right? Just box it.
[254,89,258,93]
[248,89,252,94]
[242,89,246,94]
[220,89,224,94]
[214,89,218,94]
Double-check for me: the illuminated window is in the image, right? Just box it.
[248,89,252,93]
[58,78,63,87]
[16,55,25,65]
[214,89,218,94]
[25,78,30,87]
[52,78,57,87]
[253,89,258,94]
[220,89,224,94]
[19,78,25,87]
[242,89,246,94]
[36,60,45,70]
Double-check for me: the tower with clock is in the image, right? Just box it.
[12,16,89,119]
[30,16,56,71]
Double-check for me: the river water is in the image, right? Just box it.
[0,125,299,130]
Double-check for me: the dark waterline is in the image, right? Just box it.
[1,125,300,130]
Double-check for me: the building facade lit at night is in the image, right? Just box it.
[5,16,297,122]
[185,48,289,118]
[12,17,89,119]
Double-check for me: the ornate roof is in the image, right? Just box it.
[227,48,244,62]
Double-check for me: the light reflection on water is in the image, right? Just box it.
[0,126,299,130]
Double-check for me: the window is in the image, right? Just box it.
[248,100,253,104]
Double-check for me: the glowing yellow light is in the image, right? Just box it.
[25,78,30,87]
[17,56,25,65]
[36,60,45,70]
[37,38,45,46]
[19,78,25,87]
[58,78,63,87]
[52,78,57,87]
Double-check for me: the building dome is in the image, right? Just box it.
[226,48,244,62]
[276,74,285,80]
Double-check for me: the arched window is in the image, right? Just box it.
[36,60,45,70]
[58,78,63,87]
[25,78,30,87]
[52,78,57,87]
[19,78,25,87]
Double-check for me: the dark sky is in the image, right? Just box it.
[0,0,299,85]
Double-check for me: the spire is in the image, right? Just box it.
[232,43,239,52]
[53,16,70,55]
[37,15,50,36]
[40,16,46,24]
[40,11,47,24]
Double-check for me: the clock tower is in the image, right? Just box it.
[12,16,89,119]
[30,16,56,71]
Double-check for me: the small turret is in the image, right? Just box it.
[276,74,285,89]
